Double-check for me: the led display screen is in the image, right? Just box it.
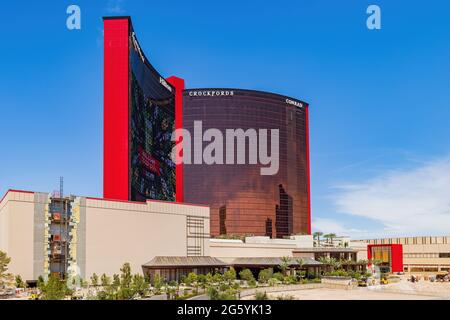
[129,29,176,202]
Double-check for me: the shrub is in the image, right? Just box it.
[224,267,237,283]
[218,289,237,300]
[207,286,237,300]
[39,274,70,300]
[185,272,197,286]
[272,272,284,282]
[255,291,269,300]
[248,279,257,287]
[268,278,278,287]
[258,268,273,284]
[15,275,26,288]
[207,287,219,300]
[239,269,255,282]
[284,275,298,284]
[213,273,223,283]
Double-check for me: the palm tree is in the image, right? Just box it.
[328,233,337,245]
[279,256,291,276]
[322,233,337,246]
[295,258,305,279]
[328,257,338,271]
[313,232,323,247]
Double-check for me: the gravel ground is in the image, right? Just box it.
[242,277,450,300]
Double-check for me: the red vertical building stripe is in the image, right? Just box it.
[167,76,185,203]
[103,18,130,201]
[305,104,312,235]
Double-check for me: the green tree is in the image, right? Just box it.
[313,232,323,247]
[0,251,13,288]
[39,274,69,300]
[295,258,305,278]
[323,233,337,245]
[117,263,133,300]
[15,275,26,288]
[185,272,197,286]
[279,256,291,276]
[239,269,255,282]
[255,291,269,300]
[212,273,223,283]
[100,274,111,287]
[258,268,273,283]
[328,233,337,244]
[224,267,237,283]
[90,273,99,287]
[152,274,163,294]
[197,274,207,290]
[206,273,213,284]
[272,272,284,282]
[207,286,219,300]
[37,275,45,288]
[132,274,149,298]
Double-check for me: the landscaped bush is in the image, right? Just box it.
[325,269,350,277]
[284,275,299,284]
[207,286,237,300]
[248,279,257,287]
[272,272,284,282]
[239,269,255,282]
[254,291,269,300]
[258,268,273,283]
[212,273,223,283]
[224,267,237,283]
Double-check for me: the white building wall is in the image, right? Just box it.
[210,240,296,263]
[0,191,36,281]
[83,198,210,277]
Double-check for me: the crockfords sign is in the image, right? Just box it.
[189,90,234,97]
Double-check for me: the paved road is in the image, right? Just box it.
[188,294,209,300]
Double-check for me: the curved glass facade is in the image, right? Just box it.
[183,89,310,238]
[128,26,176,202]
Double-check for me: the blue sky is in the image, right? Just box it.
[1,1,449,238]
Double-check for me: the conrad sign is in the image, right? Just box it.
[286,99,303,108]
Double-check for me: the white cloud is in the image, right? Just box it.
[330,156,450,238]
[313,218,366,237]
[106,0,126,14]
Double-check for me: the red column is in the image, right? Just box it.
[305,104,312,235]
[166,76,185,203]
[103,18,130,201]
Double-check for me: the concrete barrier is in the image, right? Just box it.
[240,283,324,298]
[321,277,357,290]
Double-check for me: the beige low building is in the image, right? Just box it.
[361,237,450,273]
[0,190,210,282]
[210,236,314,263]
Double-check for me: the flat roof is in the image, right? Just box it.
[231,257,322,267]
[143,256,228,268]
[0,189,209,209]
[293,247,359,253]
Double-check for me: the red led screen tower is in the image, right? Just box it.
[103,17,184,202]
